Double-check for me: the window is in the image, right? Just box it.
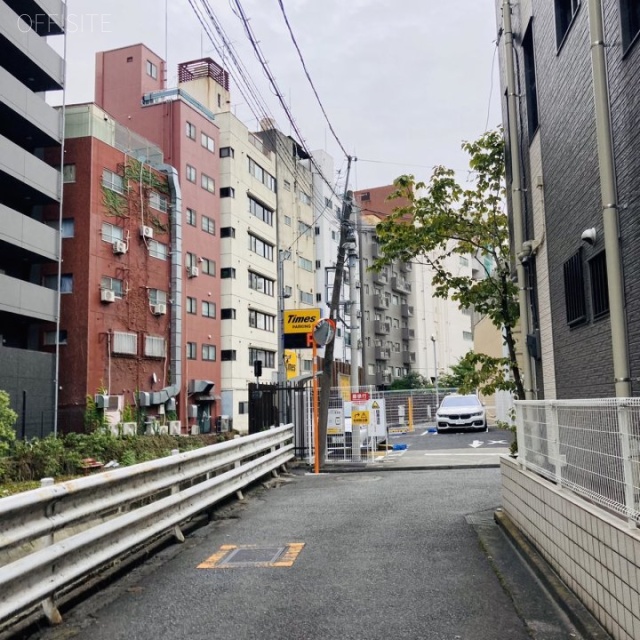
[201,132,215,152]
[63,164,76,183]
[113,331,138,355]
[249,348,275,369]
[283,180,291,191]
[145,335,166,358]
[202,344,216,361]
[302,359,312,372]
[248,157,276,192]
[315,260,321,269]
[238,401,249,415]
[186,342,197,360]
[284,286,293,298]
[563,249,587,326]
[148,240,168,260]
[221,267,236,279]
[202,301,216,318]
[298,221,312,236]
[221,226,236,238]
[186,208,197,226]
[186,252,198,269]
[186,165,196,183]
[459,255,469,267]
[102,169,124,193]
[368,364,375,376]
[249,196,274,226]
[284,215,292,226]
[523,24,539,137]
[146,60,158,79]
[149,192,169,213]
[102,223,124,244]
[300,291,313,305]
[360,191,370,202]
[298,256,313,272]
[463,331,473,341]
[201,258,216,276]
[589,251,609,318]
[46,218,75,238]
[298,190,311,205]
[324,197,333,209]
[43,274,73,293]
[220,187,235,198]
[315,226,321,236]
[201,216,216,235]
[316,293,322,302]
[201,174,215,193]
[555,0,580,47]
[221,308,236,320]
[148,289,167,305]
[187,296,197,314]
[248,309,275,332]
[221,350,237,361]
[44,330,67,346]
[248,271,275,296]
[331,230,337,241]
[621,0,640,51]
[185,122,196,140]
[249,234,274,261]
[101,276,124,298]
[220,146,235,158]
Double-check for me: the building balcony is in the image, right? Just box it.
[371,243,380,259]
[0,203,58,260]
[374,321,390,335]
[372,270,388,286]
[0,273,57,322]
[402,351,417,365]
[391,276,411,294]
[375,347,391,361]
[400,261,412,273]
[401,303,414,318]
[374,295,389,310]
[0,2,65,92]
[4,0,65,35]
[401,328,415,340]
[376,372,392,386]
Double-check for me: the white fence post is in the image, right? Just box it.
[39,477,62,625]
[617,402,638,529]
[170,449,185,542]
[549,402,564,488]
[515,402,526,469]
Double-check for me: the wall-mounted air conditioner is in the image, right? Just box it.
[113,240,128,255]
[152,303,167,316]
[140,225,154,239]
[187,266,199,278]
[101,289,116,303]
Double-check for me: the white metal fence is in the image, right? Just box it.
[516,399,640,523]
[302,387,455,464]
[0,425,294,629]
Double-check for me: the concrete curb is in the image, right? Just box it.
[315,463,501,473]
[494,509,612,640]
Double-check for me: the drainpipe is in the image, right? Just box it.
[158,165,184,419]
[502,1,535,400]
[587,0,631,397]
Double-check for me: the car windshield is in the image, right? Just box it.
[440,395,480,408]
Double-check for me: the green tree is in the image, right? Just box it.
[0,390,18,456]
[373,129,524,399]
[438,357,477,390]
[389,372,431,390]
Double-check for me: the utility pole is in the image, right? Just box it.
[349,247,359,389]
[277,248,291,424]
[587,0,631,397]
[502,1,534,400]
[318,156,354,467]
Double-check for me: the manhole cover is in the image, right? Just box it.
[198,543,305,569]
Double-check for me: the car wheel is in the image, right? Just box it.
[436,427,442,434]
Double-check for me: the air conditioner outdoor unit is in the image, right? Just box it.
[113,240,128,255]
[94,394,109,409]
[152,303,167,316]
[101,289,116,303]
[187,266,199,278]
[140,225,154,239]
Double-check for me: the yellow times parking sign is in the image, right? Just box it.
[352,410,370,426]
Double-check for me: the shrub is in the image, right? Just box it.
[0,390,18,457]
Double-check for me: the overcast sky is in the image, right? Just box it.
[51,0,501,190]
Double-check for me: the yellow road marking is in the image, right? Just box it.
[197,543,305,569]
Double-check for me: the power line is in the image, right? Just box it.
[276,0,349,158]
[484,36,500,133]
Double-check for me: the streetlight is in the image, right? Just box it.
[431,335,439,408]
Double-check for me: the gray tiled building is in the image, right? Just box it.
[0,1,65,434]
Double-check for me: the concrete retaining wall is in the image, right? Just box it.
[501,456,640,640]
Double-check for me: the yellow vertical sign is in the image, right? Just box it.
[285,350,298,380]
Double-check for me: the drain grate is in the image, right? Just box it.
[198,543,305,569]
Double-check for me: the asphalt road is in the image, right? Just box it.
[25,468,580,640]
[388,425,514,452]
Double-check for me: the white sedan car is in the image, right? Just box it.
[435,394,487,433]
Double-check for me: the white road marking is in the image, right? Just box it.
[424,452,507,456]
[488,440,508,445]
[469,440,483,448]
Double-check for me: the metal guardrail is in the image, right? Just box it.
[515,399,640,524]
[0,425,294,628]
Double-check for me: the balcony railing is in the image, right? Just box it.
[401,303,414,317]
[402,328,415,341]
[402,351,416,365]
[374,295,389,310]
[375,347,391,361]
[391,277,411,294]
[374,321,390,335]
